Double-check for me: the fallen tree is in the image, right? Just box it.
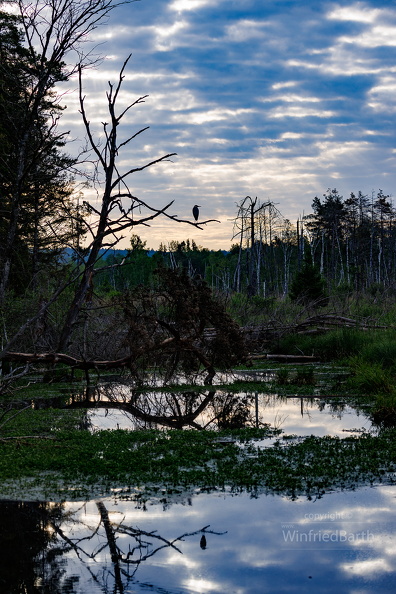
[2,269,248,386]
[243,313,394,348]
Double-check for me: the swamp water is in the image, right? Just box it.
[1,487,395,593]
[1,376,395,593]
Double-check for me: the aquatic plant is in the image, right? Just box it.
[1,420,396,501]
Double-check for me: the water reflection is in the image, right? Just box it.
[1,486,395,593]
[61,385,373,438]
[66,386,259,431]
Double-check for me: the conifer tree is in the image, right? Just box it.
[289,250,327,305]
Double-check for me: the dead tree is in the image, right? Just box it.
[57,55,221,352]
[232,196,283,296]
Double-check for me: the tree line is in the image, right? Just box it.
[1,2,395,385]
[96,188,396,303]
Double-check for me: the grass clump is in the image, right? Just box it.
[274,367,315,387]
[347,358,395,395]
[275,328,368,361]
[359,333,396,370]
[272,328,396,370]
[276,368,290,385]
[346,356,396,427]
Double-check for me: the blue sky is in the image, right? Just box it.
[60,0,396,249]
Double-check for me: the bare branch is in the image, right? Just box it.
[78,65,106,169]
[110,153,177,190]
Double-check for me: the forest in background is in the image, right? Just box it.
[1,2,396,391]
[94,187,396,302]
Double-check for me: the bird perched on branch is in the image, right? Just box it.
[192,205,201,221]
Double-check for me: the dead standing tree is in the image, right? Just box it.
[232,196,282,296]
[56,57,179,352]
[57,56,220,352]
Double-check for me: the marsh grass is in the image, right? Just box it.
[346,355,396,427]
[276,368,290,385]
[359,334,396,370]
[294,367,315,386]
[276,328,369,361]
[347,358,395,395]
[274,367,315,387]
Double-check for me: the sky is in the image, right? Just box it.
[57,0,396,250]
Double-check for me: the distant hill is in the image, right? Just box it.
[61,248,157,261]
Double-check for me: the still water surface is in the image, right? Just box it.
[86,388,372,439]
[2,382,394,593]
[1,486,395,593]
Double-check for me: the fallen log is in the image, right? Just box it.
[242,315,395,344]
[248,354,320,363]
[266,354,320,362]
[3,351,134,370]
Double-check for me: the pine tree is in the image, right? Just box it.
[289,251,327,305]
[0,10,80,296]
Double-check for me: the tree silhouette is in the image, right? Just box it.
[289,251,327,306]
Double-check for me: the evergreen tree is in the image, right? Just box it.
[289,251,327,305]
[0,10,80,296]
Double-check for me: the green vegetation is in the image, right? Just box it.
[1,417,396,501]
[275,327,396,365]
[2,5,396,505]
[1,321,396,501]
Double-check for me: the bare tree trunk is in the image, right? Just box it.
[57,211,108,351]
[58,58,218,351]
[0,131,29,303]
[248,197,257,295]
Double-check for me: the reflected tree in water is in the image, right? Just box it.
[0,499,226,593]
[0,501,68,593]
[68,385,260,431]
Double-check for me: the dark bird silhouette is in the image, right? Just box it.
[193,204,201,221]
[200,534,207,549]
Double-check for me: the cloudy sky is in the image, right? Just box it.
[59,0,396,250]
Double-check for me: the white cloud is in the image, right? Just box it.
[281,132,304,139]
[260,94,322,104]
[340,558,393,577]
[287,51,383,77]
[183,107,255,125]
[367,75,396,112]
[154,19,190,51]
[271,81,298,90]
[225,19,270,42]
[327,3,383,23]
[268,106,336,119]
[169,0,214,12]
[339,25,396,47]
[151,89,200,112]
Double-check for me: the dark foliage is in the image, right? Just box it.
[289,252,327,305]
[119,268,248,384]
